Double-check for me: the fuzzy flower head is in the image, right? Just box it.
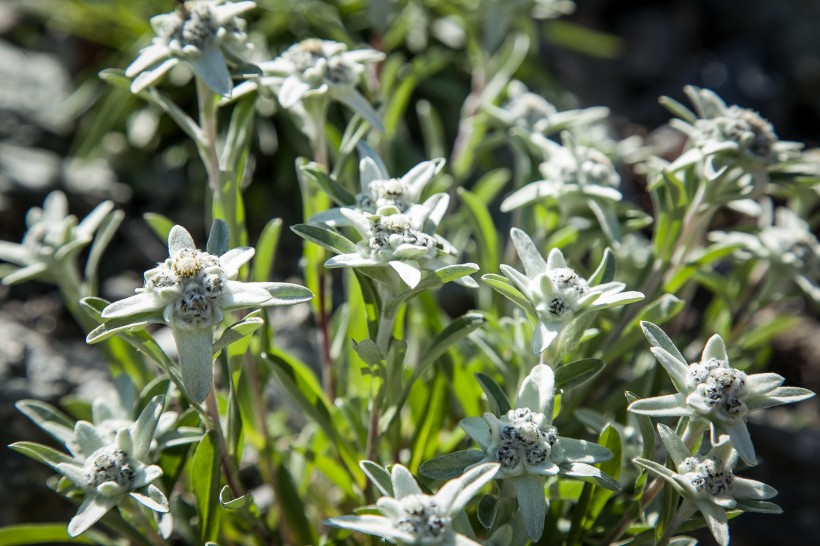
[0,191,114,286]
[501,132,622,213]
[634,424,782,546]
[326,462,499,546]
[488,228,644,353]
[317,194,478,290]
[235,39,385,131]
[126,0,256,96]
[12,397,169,537]
[309,155,445,226]
[709,202,820,303]
[665,86,801,169]
[90,224,313,403]
[629,322,815,465]
[452,365,617,541]
[486,80,609,137]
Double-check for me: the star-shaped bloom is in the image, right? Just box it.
[88,225,313,403]
[500,132,622,213]
[485,228,644,354]
[300,194,478,289]
[311,155,445,225]
[326,462,499,545]
[485,80,609,136]
[628,322,815,465]
[709,200,820,303]
[664,86,801,170]
[0,191,114,286]
[232,38,384,130]
[633,424,781,546]
[450,365,617,541]
[12,396,169,537]
[125,0,256,96]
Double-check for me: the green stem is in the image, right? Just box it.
[205,384,243,499]
[365,302,398,462]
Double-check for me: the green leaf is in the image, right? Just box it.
[419,450,487,480]
[300,166,355,206]
[360,460,393,497]
[9,442,75,470]
[625,392,656,461]
[554,359,606,391]
[0,524,96,545]
[585,426,622,531]
[251,218,283,283]
[640,321,686,366]
[218,485,253,512]
[350,338,385,369]
[220,95,256,176]
[588,248,616,286]
[212,314,264,355]
[84,209,124,295]
[477,495,498,529]
[459,188,499,274]
[474,373,512,415]
[206,219,230,256]
[290,224,357,255]
[275,462,317,545]
[481,274,537,317]
[191,430,221,544]
[143,212,175,244]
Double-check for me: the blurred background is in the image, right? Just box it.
[0,1,817,544]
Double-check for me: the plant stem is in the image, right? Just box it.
[205,385,243,499]
[366,303,398,462]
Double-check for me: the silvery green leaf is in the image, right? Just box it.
[168,225,196,256]
[2,262,49,285]
[86,312,164,344]
[510,228,547,277]
[360,460,393,497]
[190,43,233,97]
[436,462,499,514]
[390,464,422,498]
[212,315,263,355]
[419,450,487,480]
[291,224,358,254]
[130,485,170,512]
[656,424,691,467]
[389,260,422,288]
[745,386,815,410]
[554,358,606,391]
[131,57,180,94]
[734,499,782,514]
[517,364,554,417]
[68,495,118,538]
[481,274,536,316]
[132,395,164,461]
[173,327,214,404]
[697,500,730,546]
[560,462,621,491]
[334,87,385,133]
[628,393,691,417]
[649,347,690,392]
[632,458,687,495]
[512,476,546,541]
[206,219,230,256]
[560,438,613,464]
[640,321,687,366]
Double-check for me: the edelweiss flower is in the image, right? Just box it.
[89,225,313,403]
[628,322,815,465]
[12,396,169,537]
[486,228,643,353]
[709,201,820,303]
[501,132,622,213]
[126,0,256,96]
[425,365,617,541]
[311,155,445,225]
[326,462,499,545]
[233,38,384,130]
[634,424,781,546]
[665,86,801,169]
[316,195,478,289]
[0,191,114,285]
[485,80,609,136]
